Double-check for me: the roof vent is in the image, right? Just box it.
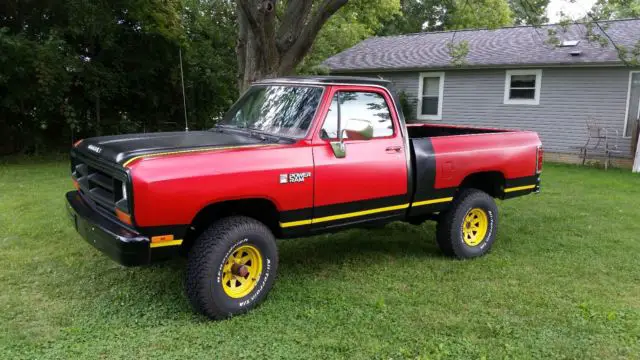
[560,40,581,47]
[570,50,582,57]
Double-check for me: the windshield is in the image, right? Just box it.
[219,85,323,138]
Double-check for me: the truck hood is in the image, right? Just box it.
[76,131,267,165]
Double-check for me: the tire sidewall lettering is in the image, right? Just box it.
[458,202,496,254]
[478,209,495,250]
[212,235,276,312]
[239,258,271,307]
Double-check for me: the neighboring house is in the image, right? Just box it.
[323,19,640,165]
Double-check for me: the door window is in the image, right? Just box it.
[320,91,394,140]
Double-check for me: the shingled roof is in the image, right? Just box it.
[323,19,640,72]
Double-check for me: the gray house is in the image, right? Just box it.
[323,19,640,166]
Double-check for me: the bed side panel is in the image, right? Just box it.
[430,131,541,189]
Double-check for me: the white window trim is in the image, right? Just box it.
[623,70,640,138]
[503,69,542,105]
[417,72,445,120]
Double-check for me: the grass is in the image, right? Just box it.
[1,160,639,359]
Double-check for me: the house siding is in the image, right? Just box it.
[344,67,633,157]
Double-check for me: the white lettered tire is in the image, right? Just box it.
[436,189,499,259]
[185,216,278,319]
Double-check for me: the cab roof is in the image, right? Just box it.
[254,76,392,88]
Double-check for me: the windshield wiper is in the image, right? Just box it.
[211,124,230,133]
[215,124,287,143]
[247,129,273,142]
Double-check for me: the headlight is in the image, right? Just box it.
[122,183,128,200]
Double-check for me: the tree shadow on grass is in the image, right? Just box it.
[73,221,443,321]
[277,221,443,275]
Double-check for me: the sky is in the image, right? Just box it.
[546,0,598,23]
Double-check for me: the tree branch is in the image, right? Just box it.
[519,0,556,49]
[276,0,314,53]
[236,0,261,37]
[278,0,349,73]
[589,15,633,67]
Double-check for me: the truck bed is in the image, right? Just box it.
[407,123,510,138]
[407,123,540,218]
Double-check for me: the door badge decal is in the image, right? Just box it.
[280,172,311,184]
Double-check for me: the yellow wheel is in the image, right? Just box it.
[186,216,278,319]
[462,208,489,247]
[436,189,498,259]
[221,245,263,299]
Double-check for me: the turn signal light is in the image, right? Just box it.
[72,178,80,190]
[151,235,175,244]
[115,208,133,226]
[73,139,84,147]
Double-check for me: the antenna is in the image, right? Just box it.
[179,47,188,132]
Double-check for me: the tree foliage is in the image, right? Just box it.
[298,0,401,74]
[592,0,640,19]
[0,0,238,154]
[445,0,514,30]
[509,0,550,25]
[377,0,545,36]
[377,0,447,35]
[0,0,634,155]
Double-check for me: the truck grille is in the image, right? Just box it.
[71,157,128,218]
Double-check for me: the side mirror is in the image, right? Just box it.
[330,119,374,158]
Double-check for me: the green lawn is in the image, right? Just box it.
[1,159,639,359]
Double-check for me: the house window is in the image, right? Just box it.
[418,72,444,120]
[504,69,542,105]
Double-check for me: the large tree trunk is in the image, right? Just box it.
[236,4,280,91]
[235,0,349,93]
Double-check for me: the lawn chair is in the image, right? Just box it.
[576,118,621,170]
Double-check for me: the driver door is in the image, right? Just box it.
[311,86,409,230]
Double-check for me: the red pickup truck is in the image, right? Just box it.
[66,76,542,319]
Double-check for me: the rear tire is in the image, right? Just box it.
[185,216,278,319]
[436,189,498,259]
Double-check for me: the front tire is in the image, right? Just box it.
[436,189,498,259]
[185,216,278,319]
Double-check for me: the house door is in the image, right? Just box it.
[625,72,640,138]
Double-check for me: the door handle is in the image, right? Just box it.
[385,146,402,153]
